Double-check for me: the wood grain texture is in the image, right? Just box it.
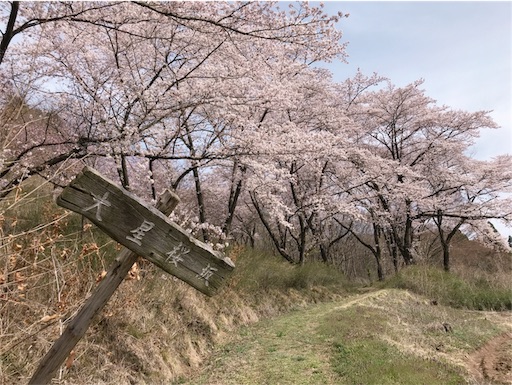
[56,166,234,295]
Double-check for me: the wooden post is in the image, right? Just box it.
[28,167,234,385]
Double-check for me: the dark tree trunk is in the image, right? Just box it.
[149,158,157,201]
[373,223,384,281]
[385,229,399,273]
[117,154,130,190]
[192,164,209,242]
[0,1,18,66]
[319,244,329,263]
[250,192,296,264]
[434,210,464,272]
[337,219,384,281]
[222,163,245,236]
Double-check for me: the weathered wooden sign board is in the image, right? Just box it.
[28,167,234,385]
[56,166,234,295]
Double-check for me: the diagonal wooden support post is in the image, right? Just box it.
[28,191,179,385]
[28,167,235,385]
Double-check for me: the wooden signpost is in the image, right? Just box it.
[28,167,235,385]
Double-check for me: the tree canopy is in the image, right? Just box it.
[1,1,510,275]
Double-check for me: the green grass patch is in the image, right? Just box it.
[231,249,350,292]
[329,338,462,385]
[317,304,465,385]
[182,289,508,385]
[382,265,512,311]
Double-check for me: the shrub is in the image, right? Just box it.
[231,249,349,292]
[383,265,511,311]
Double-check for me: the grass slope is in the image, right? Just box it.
[182,289,511,385]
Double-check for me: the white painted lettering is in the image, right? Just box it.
[126,219,155,246]
[165,242,189,267]
[196,264,217,286]
[83,192,111,221]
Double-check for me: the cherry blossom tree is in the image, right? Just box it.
[418,154,512,271]
[237,66,357,263]
[1,2,118,66]
[2,2,348,241]
[0,85,86,199]
[343,79,501,268]
[3,1,510,274]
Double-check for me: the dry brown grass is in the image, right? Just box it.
[0,181,119,384]
[0,184,348,385]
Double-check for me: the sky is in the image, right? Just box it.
[316,1,511,238]
[317,1,511,160]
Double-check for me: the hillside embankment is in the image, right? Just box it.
[1,246,352,384]
[4,260,510,385]
[1,183,511,384]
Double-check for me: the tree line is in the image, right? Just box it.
[1,1,510,279]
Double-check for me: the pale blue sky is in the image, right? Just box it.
[318,1,511,161]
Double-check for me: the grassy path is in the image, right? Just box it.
[180,289,511,385]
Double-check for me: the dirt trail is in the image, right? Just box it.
[331,288,389,310]
[302,289,512,385]
[185,289,512,385]
[468,331,512,385]
[347,290,512,385]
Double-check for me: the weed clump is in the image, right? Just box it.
[383,265,512,311]
[231,249,350,292]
